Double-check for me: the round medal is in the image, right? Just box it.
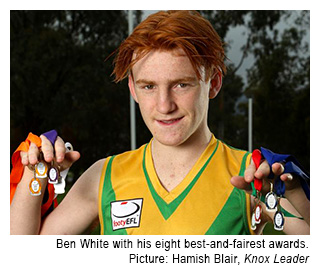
[251,213,256,231]
[35,161,48,178]
[48,167,59,184]
[274,211,285,231]
[254,204,262,224]
[29,178,41,196]
[265,191,277,212]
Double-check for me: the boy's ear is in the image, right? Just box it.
[209,71,222,99]
[128,74,138,103]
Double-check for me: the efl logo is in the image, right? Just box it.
[111,198,143,231]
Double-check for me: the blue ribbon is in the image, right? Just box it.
[260,147,310,200]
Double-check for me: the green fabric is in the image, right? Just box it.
[101,156,127,235]
[239,152,250,177]
[142,141,220,220]
[205,152,251,235]
[205,187,249,235]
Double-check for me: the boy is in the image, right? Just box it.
[10,10,310,235]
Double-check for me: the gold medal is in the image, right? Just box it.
[29,170,41,196]
[35,161,48,179]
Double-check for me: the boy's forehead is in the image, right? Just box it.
[132,48,188,64]
[131,49,205,82]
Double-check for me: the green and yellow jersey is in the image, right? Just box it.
[99,135,253,235]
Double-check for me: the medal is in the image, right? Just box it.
[35,161,48,178]
[265,182,278,212]
[29,170,41,196]
[274,197,285,231]
[254,203,262,224]
[273,176,286,231]
[251,212,257,231]
[35,153,48,179]
[53,142,73,196]
[251,149,263,227]
[274,211,285,231]
[48,161,59,184]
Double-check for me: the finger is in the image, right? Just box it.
[272,162,285,176]
[244,160,256,183]
[54,136,66,163]
[20,151,29,166]
[40,134,54,163]
[254,160,270,179]
[58,151,81,170]
[28,142,40,165]
[280,173,293,182]
[230,176,252,192]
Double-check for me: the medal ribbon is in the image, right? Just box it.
[42,129,58,146]
[10,132,58,217]
[260,147,310,200]
[252,149,263,192]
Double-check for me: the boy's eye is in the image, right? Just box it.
[177,83,187,88]
[144,85,154,90]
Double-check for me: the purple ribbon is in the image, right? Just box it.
[42,130,58,146]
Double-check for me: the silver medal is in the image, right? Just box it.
[254,204,262,224]
[251,212,257,231]
[274,210,285,231]
[48,166,59,184]
[266,182,277,212]
[266,192,278,212]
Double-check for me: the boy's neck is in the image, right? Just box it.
[150,128,212,192]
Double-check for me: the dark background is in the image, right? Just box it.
[10,11,310,223]
[11,10,310,176]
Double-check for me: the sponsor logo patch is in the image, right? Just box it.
[111,198,143,230]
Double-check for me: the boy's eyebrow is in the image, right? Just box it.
[135,76,199,85]
[135,79,155,85]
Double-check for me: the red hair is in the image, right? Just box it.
[112,10,226,82]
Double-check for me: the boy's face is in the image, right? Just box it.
[129,48,221,147]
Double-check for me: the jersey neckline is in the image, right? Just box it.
[142,135,219,220]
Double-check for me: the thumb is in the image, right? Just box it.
[58,151,80,171]
[230,176,252,193]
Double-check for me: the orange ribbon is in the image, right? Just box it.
[10,132,57,217]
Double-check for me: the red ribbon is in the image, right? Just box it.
[252,149,263,192]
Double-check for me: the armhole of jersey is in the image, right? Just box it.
[98,157,111,235]
[240,152,255,235]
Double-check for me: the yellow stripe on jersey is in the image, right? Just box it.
[99,135,252,235]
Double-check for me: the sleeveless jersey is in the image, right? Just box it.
[99,135,253,235]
